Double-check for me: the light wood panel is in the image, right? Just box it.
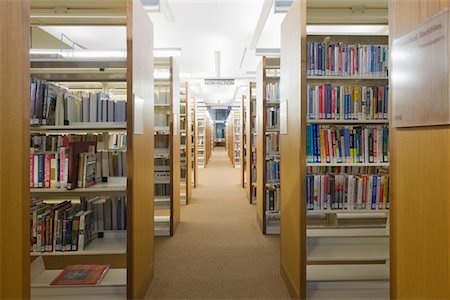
[171,59,181,234]
[390,1,450,298]
[193,98,198,188]
[126,0,154,297]
[241,96,246,188]
[0,1,30,299]
[185,83,193,204]
[280,0,307,298]
[246,84,253,201]
[256,60,265,232]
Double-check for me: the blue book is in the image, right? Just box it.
[38,153,44,188]
[315,124,321,163]
[344,129,350,162]
[372,176,378,210]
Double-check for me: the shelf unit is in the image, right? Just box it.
[153,57,180,236]
[196,101,207,168]
[204,113,213,164]
[192,97,198,187]
[256,57,281,235]
[241,95,246,188]
[18,1,156,298]
[279,3,390,298]
[179,82,193,205]
[246,82,257,204]
[225,113,233,163]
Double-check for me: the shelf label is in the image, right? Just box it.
[134,95,144,135]
[392,9,449,127]
[280,99,288,134]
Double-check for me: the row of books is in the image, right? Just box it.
[306,42,389,77]
[266,83,280,103]
[307,165,388,176]
[154,89,170,105]
[266,107,280,130]
[155,183,171,196]
[306,174,389,211]
[31,134,127,153]
[30,79,127,126]
[306,84,389,120]
[265,159,280,183]
[84,196,127,232]
[252,167,257,182]
[31,200,93,253]
[306,124,389,164]
[155,135,170,148]
[266,186,281,212]
[265,133,280,156]
[154,110,170,128]
[30,140,127,189]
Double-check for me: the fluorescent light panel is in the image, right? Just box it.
[255,48,280,57]
[307,25,389,35]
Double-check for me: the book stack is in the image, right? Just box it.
[306,84,389,120]
[266,107,280,130]
[266,186,281,211]
[306,174,389,211]
[306,42,389,77]
[265,133,280,156]
[30,135,127,189]
[30,201,94,252]
[30,78,127,126]
[265,159,280,183]
[306,124,389,164]
[265,82,280,103]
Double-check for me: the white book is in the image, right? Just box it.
[356,176,363,209]
[89,93,97,122]
[347,175,354,210]
[366,176,373,210]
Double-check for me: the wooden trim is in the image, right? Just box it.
[241,95,245,188]
[184,82,192,204]
[193,97,198,188]
[281,262,301,300]
[0,1,30,298]
[127,0,154,298]
[256,59,265,233]
[280,0,307,298]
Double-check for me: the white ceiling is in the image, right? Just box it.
[37,0,388,105]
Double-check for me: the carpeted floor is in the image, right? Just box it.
[145,148,290,299]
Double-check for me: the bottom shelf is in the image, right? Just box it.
[31,257,126,299]
[307,281,389,300]
[154,215,170,237]
[307,264,389,282]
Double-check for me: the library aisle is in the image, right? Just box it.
[145,148,289,299]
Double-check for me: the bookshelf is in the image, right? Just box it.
[196,103,207,168]
[179,82,193,205]
[153,57,180,236]
[18,1,156,299]
[241,95,246,188]
[204,113,213,164]
[246,82,257,204]
[389,1,450,298]
[233,107,242,168]
[279,2,390,298]
[225,114,233,163]
[192,97,198,188]
[256,57,281,235]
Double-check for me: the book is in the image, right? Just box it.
[67,141,97,190]
[50,265,110,285]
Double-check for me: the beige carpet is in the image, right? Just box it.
[145,148,290,299]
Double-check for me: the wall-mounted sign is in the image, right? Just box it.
[392,9,449,127]
[204,79,235,86]
[134,94,144,135]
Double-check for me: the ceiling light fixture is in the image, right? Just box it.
[274,0,293,13]
[154,47,182,57]
[255,48,280,57]
[215,51,221,79]
[307,25,389,35]
[249,0,274,49]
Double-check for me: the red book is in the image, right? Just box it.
[44,153,51,188]
[50,265,110,285]
[30,153,35,188]
[67,142,97,190]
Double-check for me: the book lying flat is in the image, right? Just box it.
[50,265,110,285]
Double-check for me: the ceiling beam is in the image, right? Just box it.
[30,8,126,25]
[249,0,274,49]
